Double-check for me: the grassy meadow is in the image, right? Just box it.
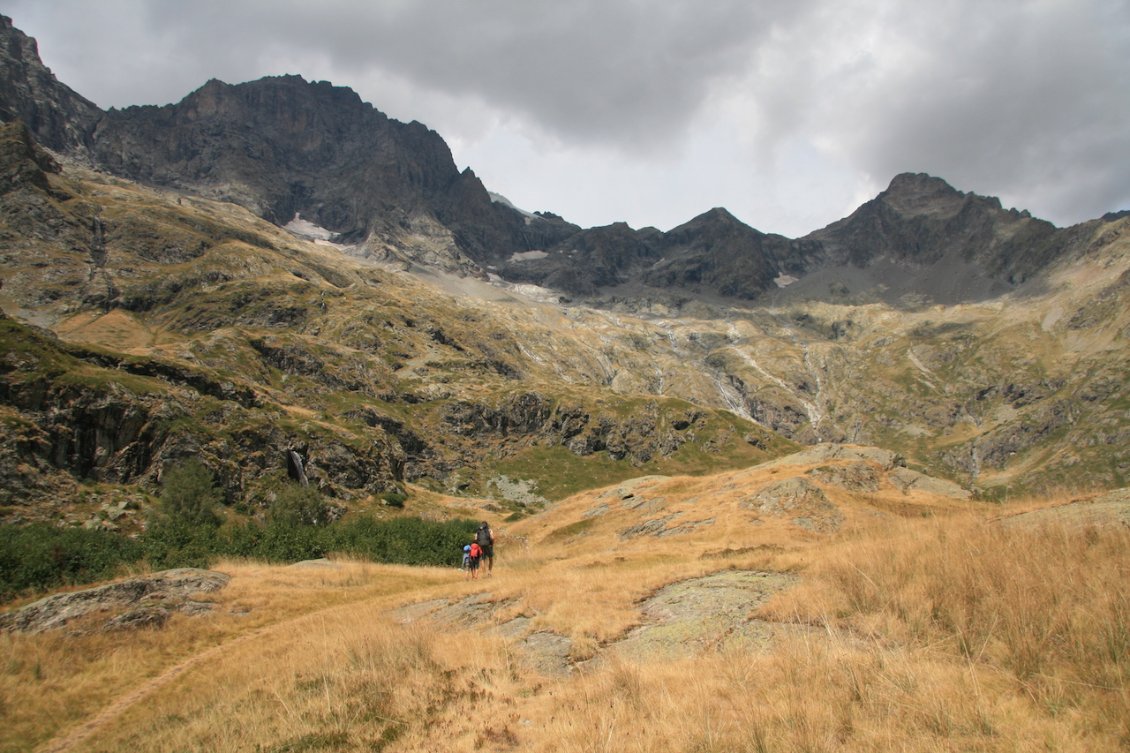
[2,468,1128,753]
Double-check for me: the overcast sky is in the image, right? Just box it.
[6,0,1129,235]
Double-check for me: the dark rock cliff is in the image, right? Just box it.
[0,15,101,153]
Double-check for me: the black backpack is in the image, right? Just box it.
[476,525,491,547]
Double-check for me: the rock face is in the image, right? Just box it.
[0,313,406,519]
[88,77,543,253]
[794,173,1074,304]
[0,16,101,153]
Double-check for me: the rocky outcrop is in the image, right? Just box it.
[440,393,702,466]
[0,568,229,633]
[0,315,405,515]
[0,119,60,194]
[739,478,844,532]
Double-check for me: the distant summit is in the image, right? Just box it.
[797,172,1071,303]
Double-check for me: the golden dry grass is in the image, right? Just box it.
[3,467,1128,753]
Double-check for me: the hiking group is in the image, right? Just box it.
[463,521,494,579]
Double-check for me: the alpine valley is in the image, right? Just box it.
[0,10,1127,528]
[4,12,1130,753]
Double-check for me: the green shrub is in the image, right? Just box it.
[141,458,225,569]
[269,484,333,527]
[142,516,219,570]
[156,458,222,528]
[0,523,143,601]
[326,516,477,567]
[256,521,327,562]
[380,491,407,508]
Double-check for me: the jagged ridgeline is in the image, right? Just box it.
[0,10,1128,539]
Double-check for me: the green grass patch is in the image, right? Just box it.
[543,517,596,542]
[490,446,641,501]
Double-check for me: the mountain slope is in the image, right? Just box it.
[0,12,1127,518]
[2,113,1126,520]
[0,120,795,525]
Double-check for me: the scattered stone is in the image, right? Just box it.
[518,631,574,677]
[807,462,882,492]
[289,558,338,568]
[489,475,550,508]
[657,518,715,537]
[391,593,513,629]
[598,476,670,502]
[619,514,678,539]
[620,495,665,513]
[763,444,905,470]
[582,503,610,519]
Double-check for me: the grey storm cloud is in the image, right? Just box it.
[139,0,815,150]
[6,0,1130,231]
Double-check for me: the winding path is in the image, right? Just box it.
[34,627,267,753]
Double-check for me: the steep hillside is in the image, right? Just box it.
[2,109,1128,528]
[0,120,795,527]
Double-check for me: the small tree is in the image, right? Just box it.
[268,484,332,527]
[157,458,222,528]
[144,458,223,569]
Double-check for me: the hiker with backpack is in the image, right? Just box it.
[476,521,495,576]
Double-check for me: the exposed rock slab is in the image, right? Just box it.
[0,568,230,634]
[603,570,801,661]
[392,593,575,677]
[888,467,972,499]
[997,488,1130,529]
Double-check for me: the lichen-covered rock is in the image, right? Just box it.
[739,477,844,532]
[0,568,230,633]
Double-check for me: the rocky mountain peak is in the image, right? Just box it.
[880,172,969,216]
[0,15,102,153]
[801,169,1067,297]
[0,14,1101,308]
[88,74,467,232]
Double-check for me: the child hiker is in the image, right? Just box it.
[468,540,482,579]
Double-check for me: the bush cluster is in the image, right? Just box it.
[0,461,479,602]
[0,524,144,602]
